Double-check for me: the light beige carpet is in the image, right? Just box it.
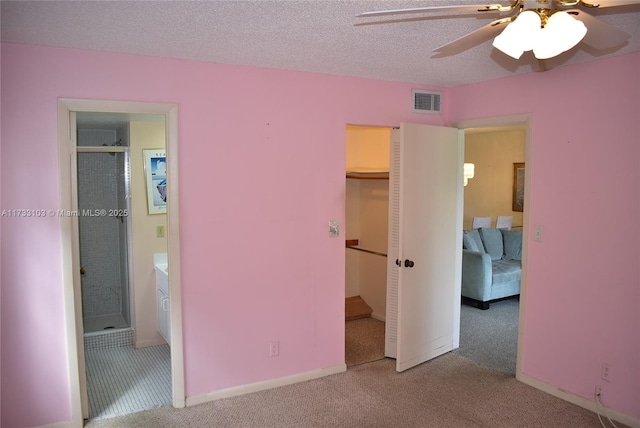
[345,317,385,367]
[85,353,627,428]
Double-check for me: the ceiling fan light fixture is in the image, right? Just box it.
[513,10,542,51]
[493,33,524,59]
[492,33,525,59]
[492,10,541,59]
[533,11,588,59]
[493,10,588,60]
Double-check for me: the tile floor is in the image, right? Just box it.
[85,340,171,420]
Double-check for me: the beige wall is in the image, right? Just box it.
[346,126,390,172]
[345,126,390,320]
[463,127,526,230]
[130,120,167,348]
[345,178,361,298]
[356,179,388,320]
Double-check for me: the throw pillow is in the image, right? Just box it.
[463,229,484,253]
[501,229,523,261]
[463,231,478,251]
[479,228,503,261]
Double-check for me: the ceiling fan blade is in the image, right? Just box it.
[356,3,511,18]
[567,10,631,50]
[578,0,640,8]
[354,14,472,27]
[432,17,512,57]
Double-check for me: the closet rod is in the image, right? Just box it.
[345,172,389,180]
[346,246,387,258]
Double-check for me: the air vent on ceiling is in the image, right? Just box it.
[412,89,442,114]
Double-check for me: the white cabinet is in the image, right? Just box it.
[156,284,171,346]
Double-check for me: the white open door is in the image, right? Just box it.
[385,123,464,372]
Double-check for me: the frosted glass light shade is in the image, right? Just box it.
[493,31,525,59]
[512,11,542,52]
[533,12,587,59]
[493,11,541,59]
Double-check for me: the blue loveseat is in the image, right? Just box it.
[462,227,522,309]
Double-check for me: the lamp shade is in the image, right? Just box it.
[463,163,475,179]
[463,163,475,186]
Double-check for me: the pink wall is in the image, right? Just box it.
[0,44,445,427]
[2,43,638,427]
[449,53,640,418]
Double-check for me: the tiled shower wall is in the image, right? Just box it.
[78,129,130,321]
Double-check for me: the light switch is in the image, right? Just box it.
[534,225,543,242]
[329,221,339,238]
[156,225,166,238]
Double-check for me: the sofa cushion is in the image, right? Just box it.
[501,229,523,261]
[463,229,485,253]
[492,260,522,284]
[479,228,503,261]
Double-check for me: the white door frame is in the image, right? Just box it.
[451,113,532,380]
[57,98,185,425]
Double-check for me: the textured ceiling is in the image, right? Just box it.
[2,0,640,87]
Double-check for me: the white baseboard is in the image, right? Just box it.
[371,312,386,322]
[517,372,640,428]
[186,363,347,407]
[35,419,76,428]
[135,337,167,348]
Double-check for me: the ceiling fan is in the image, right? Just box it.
[356,0,640,60]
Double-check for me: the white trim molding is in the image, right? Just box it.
[518,372,640,428]
[186,364,347,407]
[451,113,533,380]
[35,420,76,428]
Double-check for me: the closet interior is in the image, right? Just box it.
[345,125,392,322]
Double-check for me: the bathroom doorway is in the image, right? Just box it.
[75,113,173,420]
[57,98,184,425]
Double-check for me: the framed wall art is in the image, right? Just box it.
[143,149,167,215]
[512,162,525,212]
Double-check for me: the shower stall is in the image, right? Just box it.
[77,126,133,334]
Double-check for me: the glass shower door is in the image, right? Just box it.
[77,149,132,333]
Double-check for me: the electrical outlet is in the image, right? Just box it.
[595,385,602,401]
[601,363,612,382]
[269,340,279,357]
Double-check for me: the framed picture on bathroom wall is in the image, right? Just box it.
[512,162,525,212]
[143,149,167,215]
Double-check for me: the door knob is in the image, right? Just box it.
[404,259,415,268]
